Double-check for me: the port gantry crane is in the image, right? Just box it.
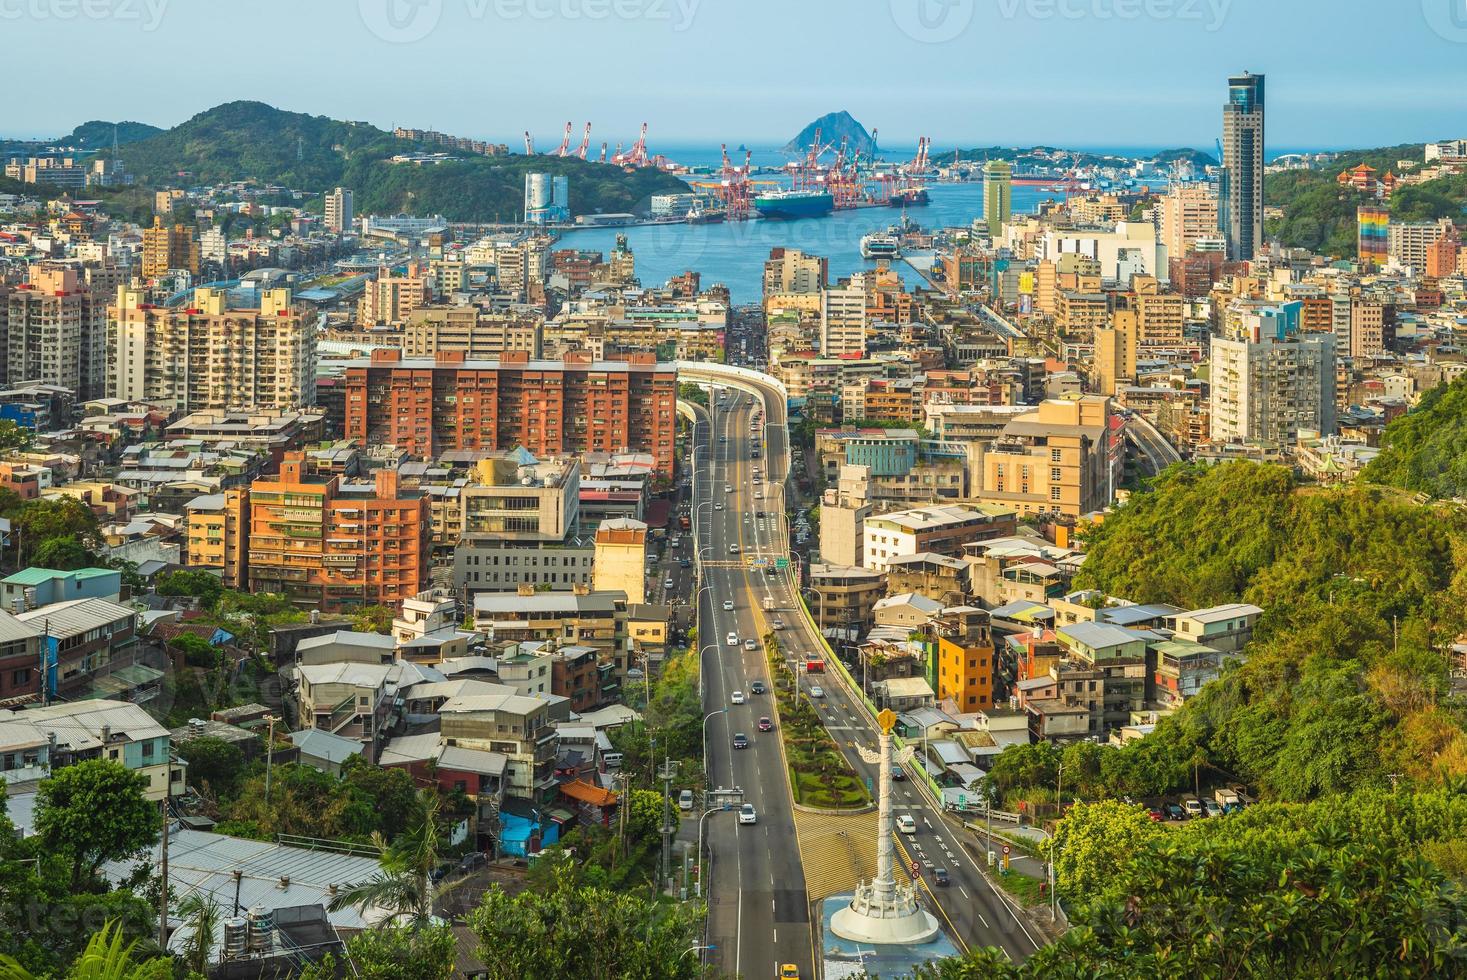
[573,122,592,160]
[554,122,574,156]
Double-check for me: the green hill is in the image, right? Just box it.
[60,120,162,150]
[1362,375,1467,498]
[118,101,689,221]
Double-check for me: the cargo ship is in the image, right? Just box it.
[753,189,834,220]
[686,203,726,224]
[889,185,930,207]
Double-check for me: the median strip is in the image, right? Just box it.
[763,634,871,810]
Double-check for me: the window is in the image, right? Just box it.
[1050,486,1062,502]
[1050,448,1062,463]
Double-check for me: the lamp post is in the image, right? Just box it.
[684,943,717,961]
[702,708,726,791]
[694,804,723,898]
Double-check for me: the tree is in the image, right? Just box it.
[0,920,173,980]
[352,604,396,635]
[14,497,100,562]
[155,570,225,610]
[29,535,93,571]
[327,923,456,980]
[1050,800,1164,906]
[467,869,704,980]
[176,736,246,798]
[328,791,461,927]
[173,891,221,976]
[0,420,30,453]
[167,631,219,668]
[34,760,159,890]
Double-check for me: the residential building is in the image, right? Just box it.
[808,565,886,634]
[1160,183,1219,258]
[14,596,139,700]
[0,699,177,800]
[358,266,432,326]
[325,187,354,235]
[401,307,544,360]
[592,518,647,605]
[140,217,200,278]
[473,588,631,689]
[295,660,399,761]
[343,350,678,478]
[183,489,249,589]
[438,690,559,804]
[820,285,867,357]
[978,396,1118,518]
[763,248,827,301]
[819,466,873,568]
[0,612,43,701]
[109,285,317,412]
[884,553,971,607]
[1389,218,1455,272]
[1168,603,1262,654]
[247,455,431,613]
[1210,305,1336,447]
[1220,72,1265,261]
[863,504,1018,570]
[934,607,996,712]
[0,566,122,614]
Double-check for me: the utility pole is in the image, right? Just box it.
[659,756,679,895]
[264,714,277,805]
[158,797,170,948]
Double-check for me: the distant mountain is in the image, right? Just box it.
[60,120,162,151]
[783,111,877,157]
[116,101,688,221]
[954,145,1216,168]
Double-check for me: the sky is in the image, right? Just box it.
[4,0,1467,152]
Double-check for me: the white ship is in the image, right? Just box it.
[860,232,901,260]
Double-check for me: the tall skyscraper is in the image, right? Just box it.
[983,160,1012,237]
[325,187,354,235]
[1220,72,1265,262]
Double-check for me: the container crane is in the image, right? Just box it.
[555,122,573,157]
[573,123,592,160]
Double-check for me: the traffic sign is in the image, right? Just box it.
[1003,844,1010,855]
[910,861,921,876]
[775,557,789,569]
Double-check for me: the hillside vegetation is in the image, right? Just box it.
[1362,374,1467,498]
[1071,463,1467,800]
[115,101,689,221]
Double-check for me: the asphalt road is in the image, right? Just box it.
[696,392,815,980]
[728,373,1046,966]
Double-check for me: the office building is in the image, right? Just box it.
[1210,303,1336,447]
[247,455,430,613]
[1220,72,1265,261]
[343,349,678,477]
[325,187,354,235]
[140,217,200,279]
[983,160,1012,237]
[109,285,317,412]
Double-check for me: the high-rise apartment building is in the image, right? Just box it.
[343,349,678,477]
[1220,72,1265,261]
[820,285,867,356]
[248,457,430,612]
[1210,301,1336,447]
[1093,310,1138,397]
[763,248,828,299]
[1161,183,1220,258]
[1357,206,1390,268]
[983,160,1012,237]
[401,307,544,360]
[3,263,122,400]
[325,187,354,235]
[358,265,433,326]
[109,285,317,412]
[1388,218,1455,272]
[140,217,200,278]
[184,488,249,589]
[978,396,1118,518]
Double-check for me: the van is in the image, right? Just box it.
[602,751,624,770]
[678,789,694,812]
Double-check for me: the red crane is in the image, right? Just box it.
[614,123,650,168]
[554,122,573,157]
[573,122,592,160]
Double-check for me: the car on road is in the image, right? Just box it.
[770,618,785,630]
[678,789,694,811]
[726,632,739,646]
[757,716,773,732]
[744,639,757,651]
[663,578,674,589]
[779,965,799,980]
[891,766,906,782]
[714,502,723,510]
[750,680,765,694]
[1202,799,1224,818]
[719,436,727,444]
[808,685,824,698]
[732,733,749,750]
[933,867,949,887]
[738,803,757,825]
[896,814,917,835]
[722,599,734,611]
[679,558,691,568]
[730,691,745,704]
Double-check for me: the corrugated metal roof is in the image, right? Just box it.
[15,596,134,637]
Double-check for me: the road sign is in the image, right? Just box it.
[775,557,789,569]
[910,861,920,876]
[1003,844,1010,855]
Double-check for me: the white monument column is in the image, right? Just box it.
[831,709,940,945]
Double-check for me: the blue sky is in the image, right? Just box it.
[5,0,1466,151]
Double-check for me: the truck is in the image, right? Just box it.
[1214,788,1241,812]
[762,595,776,611]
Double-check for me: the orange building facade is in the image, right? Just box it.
[247,454,430,612]
[343,350,678,478]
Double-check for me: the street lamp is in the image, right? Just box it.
[684,943,717,961]
[694,803,725,898]
[702,708,727,791]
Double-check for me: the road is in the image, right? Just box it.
[1124,415,1183,475]
[696,370,1045,967]
[695,391,815,980]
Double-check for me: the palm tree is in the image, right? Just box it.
[0,921,172,980]
[328,790,464,927]
[174,890,222,974]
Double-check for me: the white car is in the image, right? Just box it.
[896,814,917,835]
[726,632,739,646]
[663,578,674,589]
[809,685,824,698]
[744,639,757,651]
[714,503,724,511]
[724,484,733,493]
[771,620,786,631]
[738,803,757,825]
[722,600,734,612]
[731,691,745,705]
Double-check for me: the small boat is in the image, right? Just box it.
[860,232,901,260]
